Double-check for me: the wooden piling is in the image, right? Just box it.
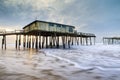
[56,36,59,48]
[80,37,82,45]
[46,36,48,48]
[77,37,79,45]
[23,35,26,49]
[35,35,38,49]
[66,36,68,47]
[103,38,105,44]
[2,38,4,49]
[49,36,52,48]
[32,36,35,49]
[42,36,45,48]
[15,35,18,49]
[90,37,92,45]
[72,37,73,45]
[86,37,88,45]
[2,35,6,50]
[29,36,31,48]
[62,36,65,49]
[5,36,6,49]
[18,35,21,49]
[111,39,113,44]
[27,35,29,48]
[52,36,55,47]
[83,37,84,45]
[68,36,70,48]
[39,34,41,49]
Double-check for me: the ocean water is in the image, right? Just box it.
[0,44,78,80]
[1,43,120,80]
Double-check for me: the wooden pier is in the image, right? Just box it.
[103,37,120,45]
[0,20,96,50]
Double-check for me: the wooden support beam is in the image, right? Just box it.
[80,37,82,45]
[74,37,77,45]
[46,36,48,48]
[23,35,26,49]
[58,36,59,48]
[70,37,72,45]
[15,35,18,49]
[18,35,21,49]
[29,35,31,48]
[90,37,92,45]
[2,35,6,50]
[49,36,52,48]
[32,36,35,49]
[52,36,55,47]
[85,37,88,45]
[42,36,45,48]
[65,36,67,47]
[72,37,73,45]
[39,34,41,49]
[56,36,59,48]
[88,37,92,45]
[4,35,6,50]
[2,38,4,49]
[54,34,57,48]
[27,35,29,48]
[77,37,79,45]
[68,36,70,48]
[62,36,65,49]
[35,35,38,49]
[82,38,84,45]
[111,39,114,44]
[103,38,105,44]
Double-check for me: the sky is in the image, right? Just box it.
[0,0,120,42]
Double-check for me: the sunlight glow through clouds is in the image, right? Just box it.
[0,0,120,42]
[3,0,77,24]
[0,26,21,31]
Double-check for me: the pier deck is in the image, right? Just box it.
[0,20,96,50]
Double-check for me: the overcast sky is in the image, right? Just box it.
[0,0,120,42]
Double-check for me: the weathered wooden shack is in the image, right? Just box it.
[23,20,75,34]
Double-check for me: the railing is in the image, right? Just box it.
[14,30,24,33]
[103,37,120,39]
[0,29,6,34]
[77,32,95,36]
[0,30,24,34]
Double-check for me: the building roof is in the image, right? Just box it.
[23,20,75,29]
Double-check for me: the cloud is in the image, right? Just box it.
[0,26,21,31]
[1,0,120,36]
[74,23,90,32]
[0,26,13,31]
[2,0,101,33]
[2,0,77,22]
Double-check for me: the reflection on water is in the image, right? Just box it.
[0,47,38,59]
[2,44,120,80]
[0,48,68,80]
[0,48,41,80]
[28,49,35,60]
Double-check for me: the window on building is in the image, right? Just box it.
[69,27,73,32]
[49,23,54,26]
[62,25,66,28]
[56,24,61,27]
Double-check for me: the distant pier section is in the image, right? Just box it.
[0,20,96,50]
[103,37,120,44]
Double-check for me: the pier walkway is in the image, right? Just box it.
[0,20,96,50]
[0,30,96,50]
